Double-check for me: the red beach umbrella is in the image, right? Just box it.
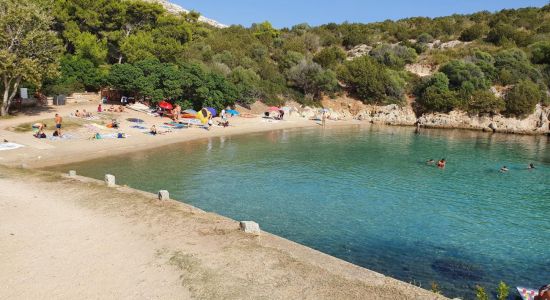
[159,101,173,110]
[268,106,280,111]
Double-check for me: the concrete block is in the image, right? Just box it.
[105,174,116,187]
[158,190,170,201]
[240,221,261,235]
[68,170,76,177]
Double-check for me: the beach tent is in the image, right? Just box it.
[206,107,217,117]
[197,108,211,124]
[159,101,173,110]
[226,109,239,116]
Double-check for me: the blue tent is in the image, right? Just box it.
[226,109,240,116]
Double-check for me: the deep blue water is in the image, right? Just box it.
[53,125,550,299]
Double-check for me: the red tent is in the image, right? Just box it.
[159,101,173,110]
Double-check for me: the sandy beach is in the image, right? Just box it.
[0,103,444,299]
[0,103,358,169]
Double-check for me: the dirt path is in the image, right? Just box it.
[0,168,444,299]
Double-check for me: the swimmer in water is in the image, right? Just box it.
[500,166,509,172]
[426,159,435,165]
[528,163,536,169]
[437,159,446,168]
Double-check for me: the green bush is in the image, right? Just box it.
[338,56,405,105]
[466,89,505,115]
[505,79,544,117]
[370,43,418,69]
[440,60,490,91]
[313,46,347,69]
[459,25,486,41]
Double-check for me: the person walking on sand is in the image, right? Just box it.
[54,114,63,136]
[322,110,327,127]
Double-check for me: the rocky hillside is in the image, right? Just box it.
[143,0,227,28]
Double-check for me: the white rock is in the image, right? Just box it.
[68,170,76,177]
[240,221,261,235]
[158,190,170,201]
[105,174,116,187]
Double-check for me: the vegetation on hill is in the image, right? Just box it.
[1,0,549,116]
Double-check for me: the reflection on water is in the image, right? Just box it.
[51,125,550,299]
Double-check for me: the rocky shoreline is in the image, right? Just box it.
[295,97,550,135]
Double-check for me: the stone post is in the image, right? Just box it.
[240,221,261,235]
[68,170,76,177]
[158,190,170,201]
[105,174,116,187]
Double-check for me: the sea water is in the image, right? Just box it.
[53,125,550,298]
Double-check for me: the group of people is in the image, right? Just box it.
[500,163,536,172]
[425,158,537,172]
[74,109,92,118]
[32,114,63,139]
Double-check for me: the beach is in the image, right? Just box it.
[0,104,445,299]
[0,167,445,299]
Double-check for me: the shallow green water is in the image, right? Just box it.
[53,125,550,298]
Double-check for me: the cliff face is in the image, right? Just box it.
[293,97,550,135]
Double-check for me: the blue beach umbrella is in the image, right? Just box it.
[226,109,240,116]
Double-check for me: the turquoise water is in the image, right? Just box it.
[53,125,550,299]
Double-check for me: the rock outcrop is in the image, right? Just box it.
[290,97,550,135]
[142,0,227,28]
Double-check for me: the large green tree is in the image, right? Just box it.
[0,0,62,116]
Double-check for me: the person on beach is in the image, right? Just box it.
[34,128,46,139]
[500,166,509,172]
[528,163,536,169]
[150,125,157,135]
[53,129,61,137]
[32,122,46,131]
[221,109,226,121]
[75,110,82,117]
[55,114,63,136]
[437,159,446,168]
[426,159,435,165]
[322,111,327,127]
[97,103,102,113]
[535,284,550,300]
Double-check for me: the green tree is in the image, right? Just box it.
[415,72,457,113]
[494,48,542,85]
[0,0,62,116]
[505,79,544,117]
[72,31,108,65]
[287,60,338,98]
[107,63,143,94]
[228,67,262,105]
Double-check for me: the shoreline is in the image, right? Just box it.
[0,166,446,299]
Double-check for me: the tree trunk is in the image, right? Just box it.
[0,77,20,117]
[1,87,10,116]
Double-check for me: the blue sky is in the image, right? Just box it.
[174,0,548,28]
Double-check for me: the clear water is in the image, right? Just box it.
[52,125,550,299]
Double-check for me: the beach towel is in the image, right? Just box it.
[0,142,24,151]
[48,133,79,141]
[130,125,148,130]
[517,287,538,300]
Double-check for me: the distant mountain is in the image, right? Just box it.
[144,0,227,28]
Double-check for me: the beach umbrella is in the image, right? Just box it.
[268,106,280,111]
[206,107,217,117]
[183,109,197,114]
[159,101,173,110]
[226,109,240,116]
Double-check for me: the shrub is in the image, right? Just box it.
[459,25,486,41]
[338,56,405,105]
[369,43,418,69]
[505,79,544,117]
[466,89,505,115]
[313,46,347,69]
[440,60,490,90]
